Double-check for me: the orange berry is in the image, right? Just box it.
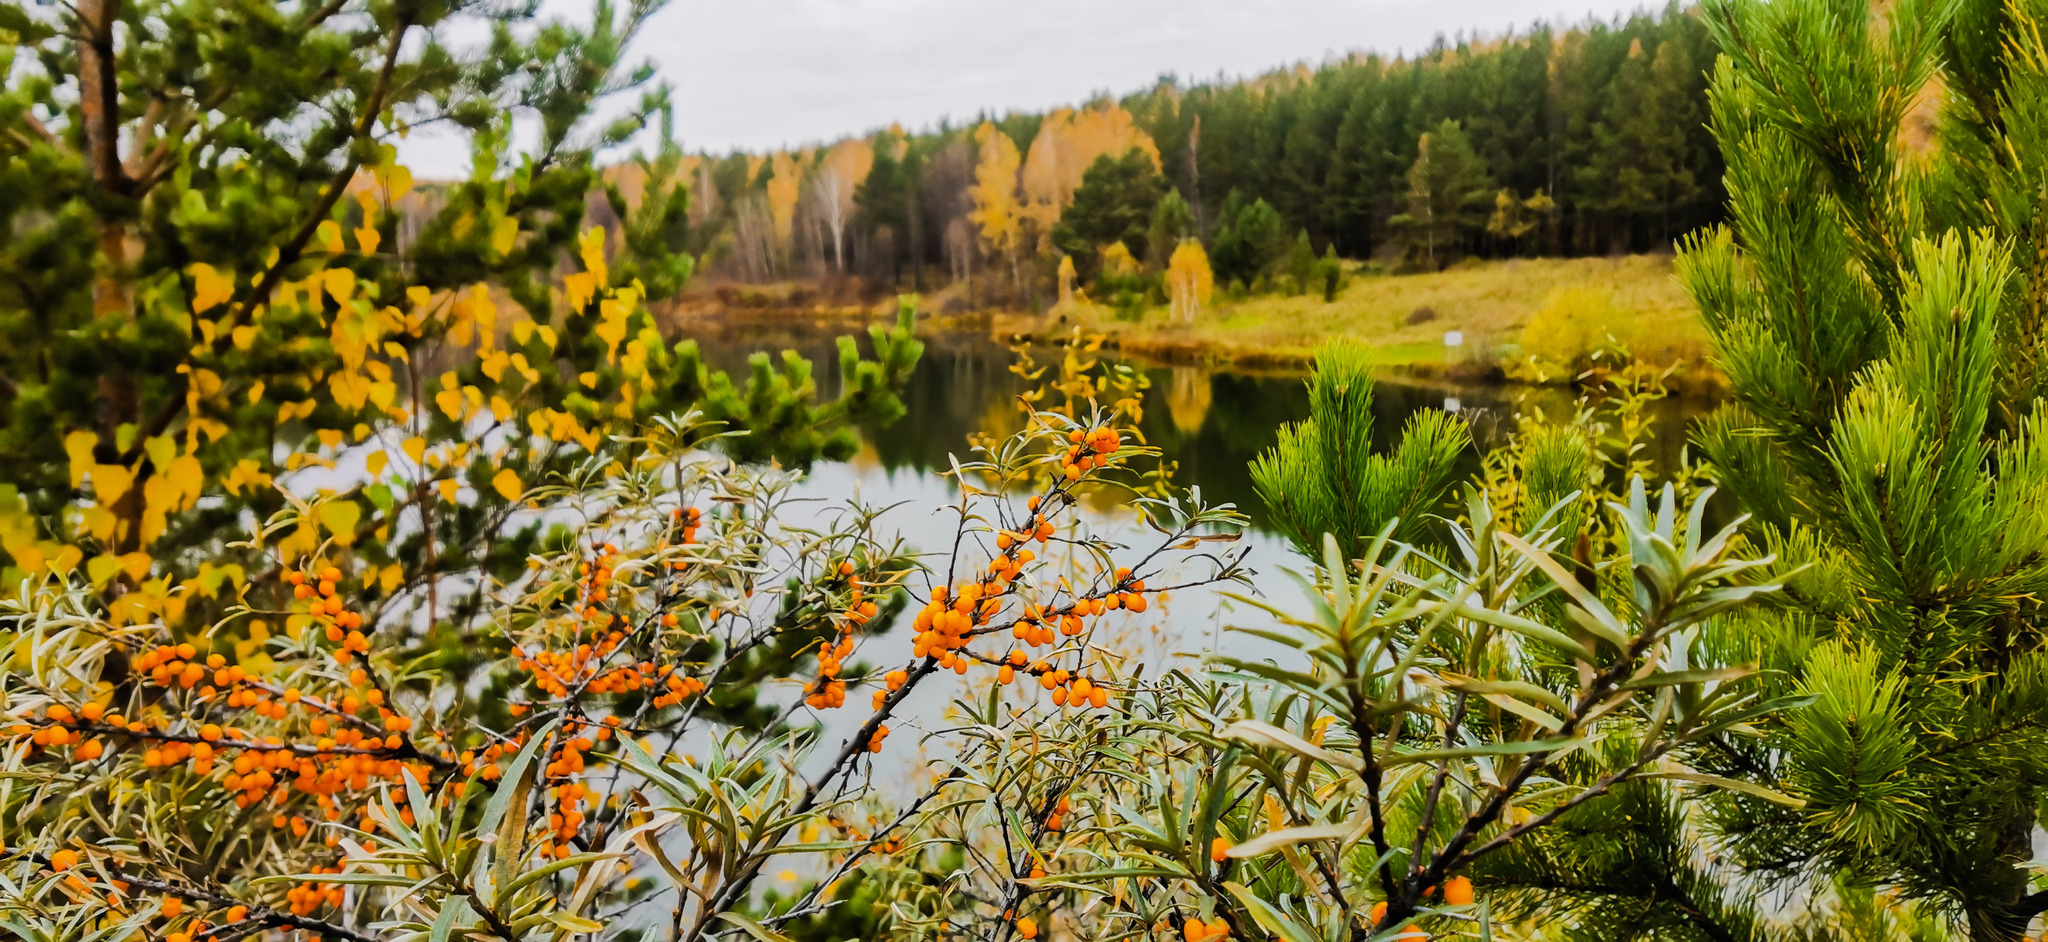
[74,739,103,761]
[1444,875,1474,906]
[1016,916,1038,939]
[1210,836,1231,862]
[48,849,78,871]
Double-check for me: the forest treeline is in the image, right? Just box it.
[653,2,1722,305]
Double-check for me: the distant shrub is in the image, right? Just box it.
[1406,305,1439,325]
[1513,286,1637,381]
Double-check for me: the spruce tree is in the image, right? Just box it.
[1681,0,2048,936]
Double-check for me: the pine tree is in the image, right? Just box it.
[1049,147,1168,275]
[1680,0,2048,936]
[1389,119,1496,270]
[1249,345,1468,558]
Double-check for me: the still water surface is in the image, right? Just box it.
[687,316,1713,646]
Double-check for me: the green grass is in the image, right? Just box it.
[1079,254,1706,369]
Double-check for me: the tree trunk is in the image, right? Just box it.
[79,0,147,554]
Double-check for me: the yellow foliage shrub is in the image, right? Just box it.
[1514,286,1637,381]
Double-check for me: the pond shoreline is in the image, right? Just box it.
[660,301,1731,398]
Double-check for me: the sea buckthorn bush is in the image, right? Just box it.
[0,379,1257,942]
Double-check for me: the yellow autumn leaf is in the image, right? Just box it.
[232,324,259,350]
[578,226,608,285]
[355,226,382,255]
[248,380,266,404]
[117,552,152,582]
[317,501,361,544]
[436,479,460,502]
[86,555,122,587]
[81,506,117,542]
[329,370,371,411]
[189,263,235,313]
[376,162,413,201]
[223,459,272,496]
[492,216,519,256]
[367,451,389,477]
[596,297,630,360]
[378,563,404,593]
[481,350,511,382]
[402,436,426,465]
[141,476,177,544]
[92,464,136,505]
[142,436,175,472]
[491,468,521,501]
[563,271,596,312]
[436,388,464,420]
[65,431,98,487]
[189,367,224,398]
[7,543,45,574]
[317,220,345,255]
[322,268,356,306]
[166,455,204,505]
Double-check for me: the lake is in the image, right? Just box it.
[684,315,1717,655]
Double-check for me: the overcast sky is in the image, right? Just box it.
[406,1,1663,173]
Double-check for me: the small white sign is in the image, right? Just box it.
[1443,397,1462,413]
[1443,330,1464,347]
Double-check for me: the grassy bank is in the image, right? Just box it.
[1065,254,1709,377]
